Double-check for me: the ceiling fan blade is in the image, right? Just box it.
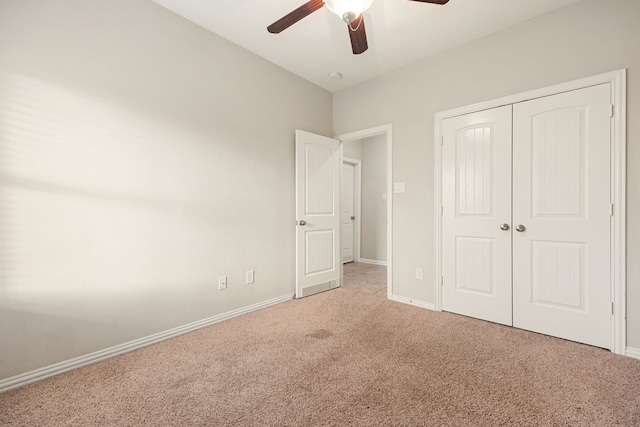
[267,0,325,34]
[407,0,450,4]
[348,15,368,55]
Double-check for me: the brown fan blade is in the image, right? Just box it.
[267,0,325,34]
[348,15,368,55]
[407,0,450,4]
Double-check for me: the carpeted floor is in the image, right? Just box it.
[1,263,639,426]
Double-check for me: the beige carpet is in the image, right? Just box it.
[1,263,639,426]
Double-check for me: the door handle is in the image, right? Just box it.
[500,223,510,231]
[298,220,307,226]
[351,216,356,220]
[515,224,526,232]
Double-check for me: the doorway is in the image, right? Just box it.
[336,124,393,299]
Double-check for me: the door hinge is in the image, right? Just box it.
[441,205,444,215]
[440,135,444,146]
[441,276,444,286]
[609,203,614,216]
[610,104,614,118]
[611,302,614,315]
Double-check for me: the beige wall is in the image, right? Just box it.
[0,0,331,379]
[343,139,362,161]
[333,0,640,347]
[360,135,387,262]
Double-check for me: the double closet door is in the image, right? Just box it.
[441,84,612,349]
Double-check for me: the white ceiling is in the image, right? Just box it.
[151,0,581,92]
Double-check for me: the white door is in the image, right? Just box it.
[341,162,355,263]
[441,105,513,326]
[512,84,612,348]
[295,130,341,298]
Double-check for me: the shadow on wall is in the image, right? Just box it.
[0,73,249,378]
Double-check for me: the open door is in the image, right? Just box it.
[295,130,341,298]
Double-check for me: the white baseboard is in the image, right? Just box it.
[0,293,295,394]
[390,294,436,311]
[626,347,640,360]
[358,258,387,266]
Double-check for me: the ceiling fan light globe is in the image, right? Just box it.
[325,0,374,21]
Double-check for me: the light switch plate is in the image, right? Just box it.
[394,182,406,193]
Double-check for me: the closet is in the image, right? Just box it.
[440,84,612,348]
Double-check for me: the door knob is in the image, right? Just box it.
[515,224,526,232]
[351,216,356,220]
[500,223,510,231]
[298,220,307,226]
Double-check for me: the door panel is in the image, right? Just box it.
[442,105,513,326]
[341,162,355,263]
[295,130,341,298]
[512,84,611,348]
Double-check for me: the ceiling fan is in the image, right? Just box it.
[267,0,450,55]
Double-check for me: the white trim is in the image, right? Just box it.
[0,293,295,394]
[390,294,436,311]
[610,69,627,355]
[434,69,626,355]
[358,258,387,266]
[342,157,362,264]
[625,347,640,360]
[336,124,393,300]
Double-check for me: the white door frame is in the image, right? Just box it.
[342,157,362,263]
[434,69,627,355]
[336,124,393,300]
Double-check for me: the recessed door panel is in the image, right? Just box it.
[305,144,336,215]
[531,241,584,310]
[456,126,493,216]
[455,236,494,295]
[306,230,335,275]
[532,108,585,217]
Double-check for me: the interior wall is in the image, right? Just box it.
[332,0,640,346]
[0,0,332,380]
[343,139,362,161]
[360,135,387,262]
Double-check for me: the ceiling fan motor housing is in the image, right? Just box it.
[342,11,356,24]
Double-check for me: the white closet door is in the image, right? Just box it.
[442,105,513,326]
[512,84,612,348]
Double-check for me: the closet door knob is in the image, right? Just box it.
[515,224,526,232]
[298,220,307,226]
[500,223,510,231]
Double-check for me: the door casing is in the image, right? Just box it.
[434,69,627,355]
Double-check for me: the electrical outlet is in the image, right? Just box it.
[415,268,424,280]
[246,270,255,285]
[218,276,227,290]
